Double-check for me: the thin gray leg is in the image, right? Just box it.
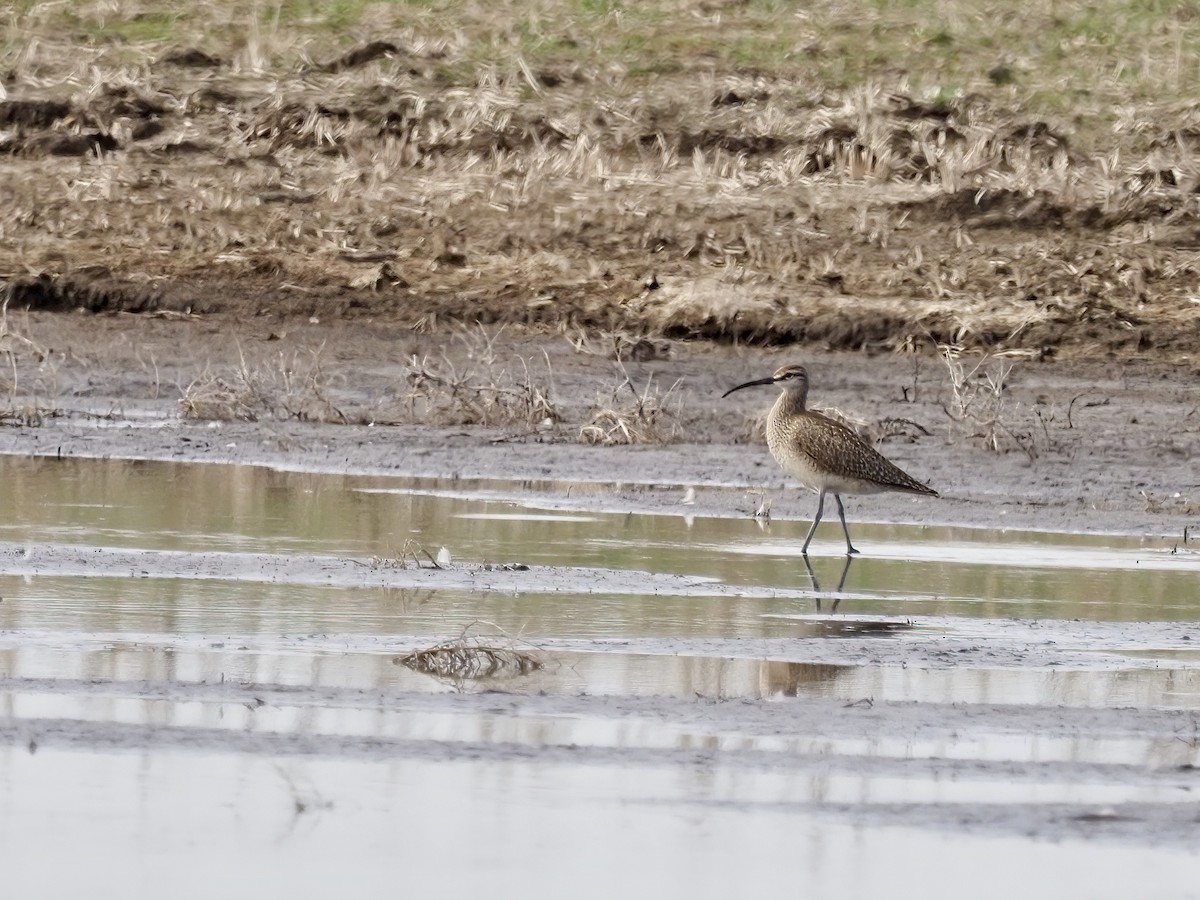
[834,493,859,555]
[801,489,826,554]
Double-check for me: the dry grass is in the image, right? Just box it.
[937,344,1052,459]
[564,326,672,362]
[579,368,682,445]
[0,298,60,425]
[370,539,449,570]
[2,2,1200,356]
[398,339,561,429]
[178,343,347,423]
[396,624,544,684]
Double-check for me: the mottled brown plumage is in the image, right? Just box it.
[723,363,937,555]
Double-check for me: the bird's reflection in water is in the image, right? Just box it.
[803,553,854,612]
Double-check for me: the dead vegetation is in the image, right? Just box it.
[392,335,687,444]
[579,369,683,445]
[0,300,59,425]
[179,344,346,423]
[396,624,544,684]
[934,343,1102,461]
[938,345,1035,456]
[3,2,1200,357]
[370,540,450,570]
[564,326,673,363]
[399,350,560,429]
[380,323,558,428]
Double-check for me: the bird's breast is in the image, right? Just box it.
[765,413,887,495]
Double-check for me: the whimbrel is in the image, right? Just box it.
[723,364,937,555]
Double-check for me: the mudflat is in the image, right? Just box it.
[2,2,1200,892]
[1,311,1197,537]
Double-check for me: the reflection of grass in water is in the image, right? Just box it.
[397,623,544,685]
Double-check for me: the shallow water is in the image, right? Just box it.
[3,455,1199,703]
[5,746,1198,899]
[4,456,1198,610]
[1,455,1199,896]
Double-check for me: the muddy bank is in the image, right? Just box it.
[1,312,1197,539]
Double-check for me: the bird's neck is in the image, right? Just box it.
[774,388,808,418]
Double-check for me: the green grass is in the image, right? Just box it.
[9,0,1200,148]
[61,8,183,46]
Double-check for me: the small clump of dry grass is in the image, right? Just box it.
[938,343,1046,458]
[0,298,60,425]
[178,370,261,422]
[579,369,682,445]
[400,350,560,429]
[178,344,347,423]
[395,624,544,683]
[370,539,449,570]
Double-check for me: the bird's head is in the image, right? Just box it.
[722,364,809,399]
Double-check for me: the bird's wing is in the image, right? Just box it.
[800,413,933,492]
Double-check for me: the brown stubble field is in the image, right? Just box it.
[3,0,1200,358]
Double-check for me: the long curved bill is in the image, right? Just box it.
[721,376,776,398]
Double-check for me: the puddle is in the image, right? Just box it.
[2,455,1200,890]
[3,747,1198,900]
[3,456,1199,702]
